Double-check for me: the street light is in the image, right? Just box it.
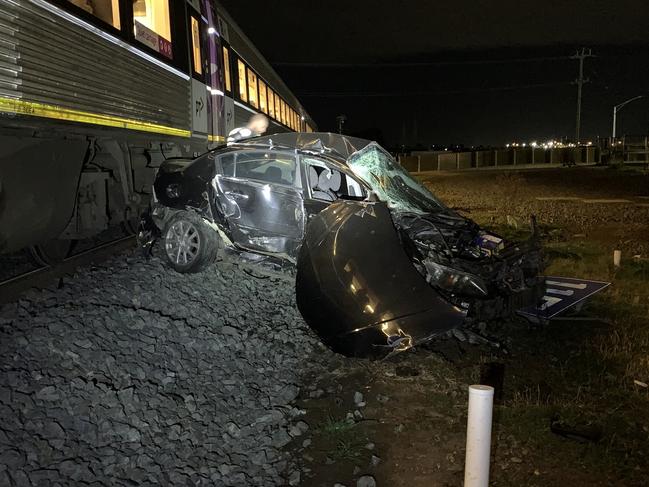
[612,95,644,139]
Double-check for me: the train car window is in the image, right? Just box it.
[267,89,275,119]
[258,80,268,114]
[274,95,281,123]
[222,47,231,92]
[281,100,287,126]
[133,0,173,59]
[237,60,247,102]
[190,17,202,75]
[67,0,121,28]
[247,68,258,108]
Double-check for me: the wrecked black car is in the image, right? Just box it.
[142,133,544,357]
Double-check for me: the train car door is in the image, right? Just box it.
[189,3,208,140]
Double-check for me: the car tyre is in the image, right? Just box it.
[163,211,219,273]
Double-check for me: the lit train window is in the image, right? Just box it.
[68,0,121,28]
[247,68,258,108]
[259,80,268,114]
[282,100,287,126]
[237,60,247,102]
[267,89,275,119]
[222,47,231,92]
[191,17,202,75]
[274,95,281,123]
[133,0,172,58]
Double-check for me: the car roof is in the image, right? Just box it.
[233,132,374,161]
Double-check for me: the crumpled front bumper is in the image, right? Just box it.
[295,200,467,358]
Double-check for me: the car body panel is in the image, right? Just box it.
[214,175,305,258]
[296,200,467,357]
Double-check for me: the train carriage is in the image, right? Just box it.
[0,0,315,263]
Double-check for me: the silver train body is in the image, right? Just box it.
[0,0,314,257]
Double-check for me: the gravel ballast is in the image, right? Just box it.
[0,253,331,486]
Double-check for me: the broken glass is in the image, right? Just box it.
[346,143,447,214]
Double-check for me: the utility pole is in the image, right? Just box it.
[572,48,593,143]
[336,114,347,134]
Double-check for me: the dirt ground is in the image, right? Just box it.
[291,166,649,487]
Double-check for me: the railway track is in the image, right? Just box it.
[0,234,137,305]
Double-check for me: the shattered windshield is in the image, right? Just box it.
[347,143,447,213]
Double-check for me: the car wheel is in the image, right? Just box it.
[163,212,219,273]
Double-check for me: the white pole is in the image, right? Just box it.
[464,385,494,487]
[613,250,621,267]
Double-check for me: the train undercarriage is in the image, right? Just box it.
[0,123,198,265]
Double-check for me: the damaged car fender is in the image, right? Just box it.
[296,200,467,357]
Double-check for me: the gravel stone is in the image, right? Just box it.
[357,475,377,487]
[0,253,335,485]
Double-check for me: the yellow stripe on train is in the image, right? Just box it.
[0,97,192,138]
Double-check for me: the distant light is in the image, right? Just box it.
[522,143,527,147]
[301,116,305,121]
[208,26,217,35]
[506,144,510,148]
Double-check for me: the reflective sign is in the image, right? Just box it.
[517,276,610,321]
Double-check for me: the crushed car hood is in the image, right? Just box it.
[296,200,467,358]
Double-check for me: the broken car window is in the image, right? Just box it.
[232,152,298,187]
[220,153,235,177]
[305,158,366,202]
[347,143,447,214]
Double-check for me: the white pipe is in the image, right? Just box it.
[613,250,621,267]
[464,385,494,487]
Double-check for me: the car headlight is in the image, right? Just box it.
[423,260,488,298]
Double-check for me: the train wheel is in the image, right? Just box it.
[28,239,75,266]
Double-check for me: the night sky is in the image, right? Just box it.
[221,0,649,147]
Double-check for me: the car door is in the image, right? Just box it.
[215,150,305,259]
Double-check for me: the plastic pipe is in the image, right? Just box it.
[613,250,621,267]
[464,384,494,487]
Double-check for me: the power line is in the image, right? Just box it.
[274,55,574,68]
[296,81,574,98]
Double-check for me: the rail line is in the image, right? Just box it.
[0,235,137,305]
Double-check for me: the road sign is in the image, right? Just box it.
[517,276,610,321]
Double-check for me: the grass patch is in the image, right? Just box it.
[316,413,370,462]
[318,414,356,437]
